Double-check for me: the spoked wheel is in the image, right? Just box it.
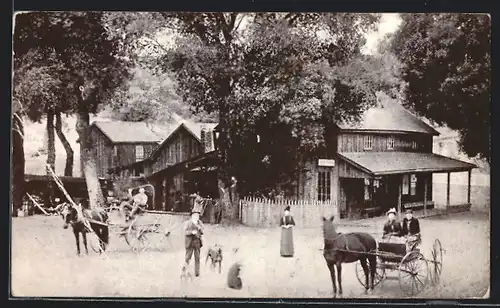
[355,261,386,288]
[398,251,429,297]
[89,233,106,253]
[430,239,443,284]
[125,221,148,252]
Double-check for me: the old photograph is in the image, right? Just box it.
[11,12,490,299]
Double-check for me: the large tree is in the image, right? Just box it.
[109,12,386,222]
[13,12,133,207]
[388,13,491,162]
[13,43,76,176]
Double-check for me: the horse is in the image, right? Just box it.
[60,203,109,255]
[322,215,377,298]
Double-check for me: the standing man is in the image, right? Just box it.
[183,206,204,277]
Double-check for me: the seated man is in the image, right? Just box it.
[383,208,402,238]
[129,187,148,221]
[401,209,421,251]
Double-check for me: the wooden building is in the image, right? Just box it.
[296,95,476,219]
[108,121,218,211]
[88,121,164,178]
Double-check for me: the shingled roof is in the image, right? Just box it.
[91,121,165,143]
[150,121,218,158]
[338,152,476,176]
[337,94,440,135]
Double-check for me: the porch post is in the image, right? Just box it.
[423,174,428,216]
[397,175,403,220]
[446,172,451,209]
[467,169,472,205]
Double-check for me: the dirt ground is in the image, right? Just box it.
[11,211,489,299]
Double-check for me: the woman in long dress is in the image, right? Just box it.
[280,206,296,257]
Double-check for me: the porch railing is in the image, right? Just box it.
[240,197,339,228]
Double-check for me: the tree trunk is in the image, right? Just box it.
[12,112,25,217]
[217,101,239,224]
[75,91,104,209]
[46,111,56,174]
[55,112,74,176]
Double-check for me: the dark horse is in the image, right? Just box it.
[322,216,377,298]
[61,203,109,255]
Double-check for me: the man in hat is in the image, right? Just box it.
[183,207,204,277]
[401,209,421,251]
[383,208,402,238]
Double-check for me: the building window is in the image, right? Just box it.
[412,141,418,150]
[387,136,395,150]
[364,135,373,150]
[135,145,144,162]
[317,171,331,201]
[113,146,118,156]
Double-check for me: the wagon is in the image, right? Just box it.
[354,237,444,297]
[89,184,184,253]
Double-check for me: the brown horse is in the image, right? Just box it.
[322,216,377,298]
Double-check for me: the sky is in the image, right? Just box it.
[364,13,402,54]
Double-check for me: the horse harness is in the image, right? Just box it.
[326,232,368,255]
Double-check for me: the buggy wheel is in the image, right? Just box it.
[430,239,443,285]
[88,233,104,253]
[125,224,148,252]
[398,251,429,297]
[355,261,385,288]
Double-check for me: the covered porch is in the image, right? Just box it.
[337,152,476,220]
[147,150,220,212]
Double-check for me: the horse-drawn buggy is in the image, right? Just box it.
[355,235,444,296]
[101,185,212,252]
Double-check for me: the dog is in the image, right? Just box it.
[180,264,193,283]
[205,245,223,273]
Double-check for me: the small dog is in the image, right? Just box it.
[180,264,193,283]
[206,245,223,273]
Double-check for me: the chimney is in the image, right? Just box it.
[200,127,207,153]
[205,128,213,152]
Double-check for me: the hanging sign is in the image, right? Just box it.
[411,174,417,183]
[318,159,335,167]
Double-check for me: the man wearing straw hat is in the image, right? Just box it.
[182,202,204,277]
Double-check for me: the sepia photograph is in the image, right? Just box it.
[10,12,490,299]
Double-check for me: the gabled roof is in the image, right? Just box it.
[91,121,166,143]
[337,94,440,136]
[150,121,218,158]
[338,152,476,176]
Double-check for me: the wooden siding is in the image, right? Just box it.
[114,143,156,169]
[90,126,157,178]
[337,133,433,153]
[337,158,371,179]
[90,126,114,178]
[298,159,339,206]
[150,127,202,175]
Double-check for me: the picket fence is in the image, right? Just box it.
[239,197,339,228]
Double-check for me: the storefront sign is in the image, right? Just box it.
[318,159,335,167]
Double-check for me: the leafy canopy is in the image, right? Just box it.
[389,13,491,162]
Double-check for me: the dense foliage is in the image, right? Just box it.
[389,13,491,162]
